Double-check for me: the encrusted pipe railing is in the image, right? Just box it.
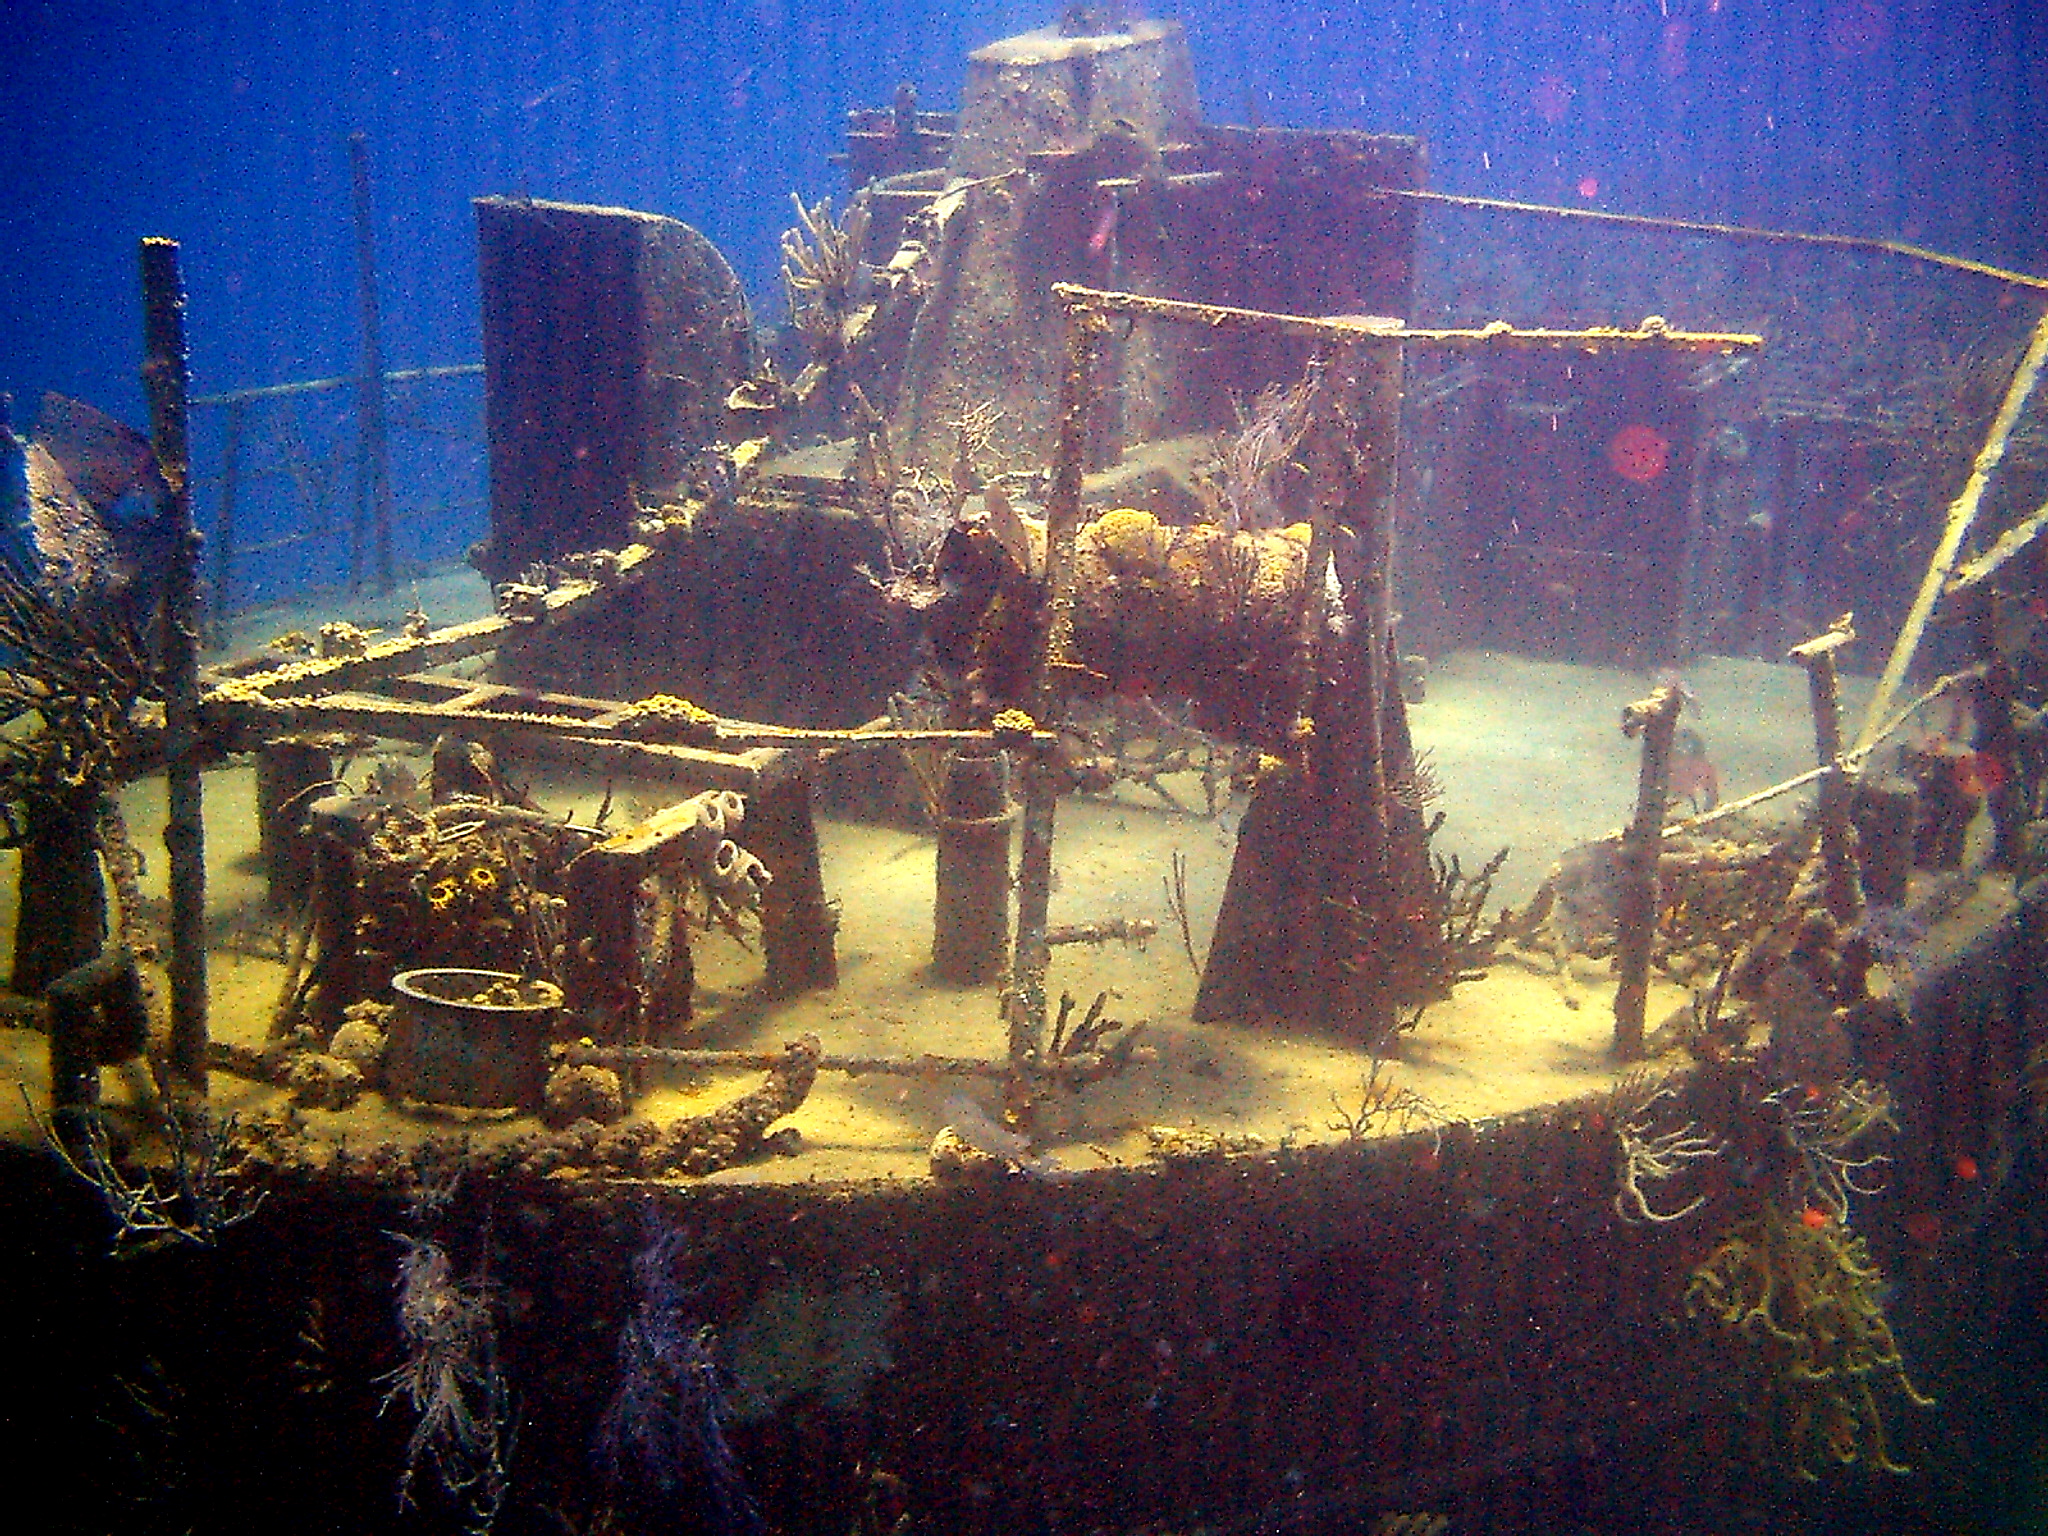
[1614,684,1685,1061]
[141,235,210,1095]
[1005,295,1107,1073]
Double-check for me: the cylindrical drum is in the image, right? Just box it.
[388,968,562,1110]
[933,750,1014,984]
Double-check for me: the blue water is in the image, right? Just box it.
[6,0,2043,610]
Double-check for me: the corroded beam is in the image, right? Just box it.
[1053,282,1763,352]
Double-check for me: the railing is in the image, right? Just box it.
[187,131,488,632]
[189,362,486,631]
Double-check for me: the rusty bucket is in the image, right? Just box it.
[387,968,562,1111]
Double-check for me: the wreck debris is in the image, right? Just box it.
[1051,282,1767,354]
[1045,915,1157,948]
[1191,332,1433,1043]
[346,131,396,594]
[562,787,772,1043]
[471,197,751,583]
[1004,297,1107,1075]
[45,946,151,1119]
[386,968,563,1112]
[521,1033,823,1180]
[1062,695,1249,814]
[299,785,589,1038]
[1143,1123,1268,1159]
[1855,301,2048,752]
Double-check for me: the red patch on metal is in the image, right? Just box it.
[1902,1211,1943,1245]
[1605,422,1671,483]
[1951,751,2007,798]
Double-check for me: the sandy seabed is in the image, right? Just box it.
[0,571,1871,1185]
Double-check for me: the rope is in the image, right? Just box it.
[1380,188,2048,292]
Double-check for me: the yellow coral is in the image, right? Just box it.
[467,863,499,893]
[989,708,1037,742]
[1255,537,1308,607]
[317,620,373,659]
[1085,506,1165,571]
[627,693,719,725]
[425,877,461,912]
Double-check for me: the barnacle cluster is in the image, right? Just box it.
[1685,1203,1934,1479]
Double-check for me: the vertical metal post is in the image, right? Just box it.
[933,749,1013,984]
[139,236,209,1094]
[1613,684,1683,1061]
[1004,295,1104,1072]
[348,131,395,592]
[1788,615,1862,921]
